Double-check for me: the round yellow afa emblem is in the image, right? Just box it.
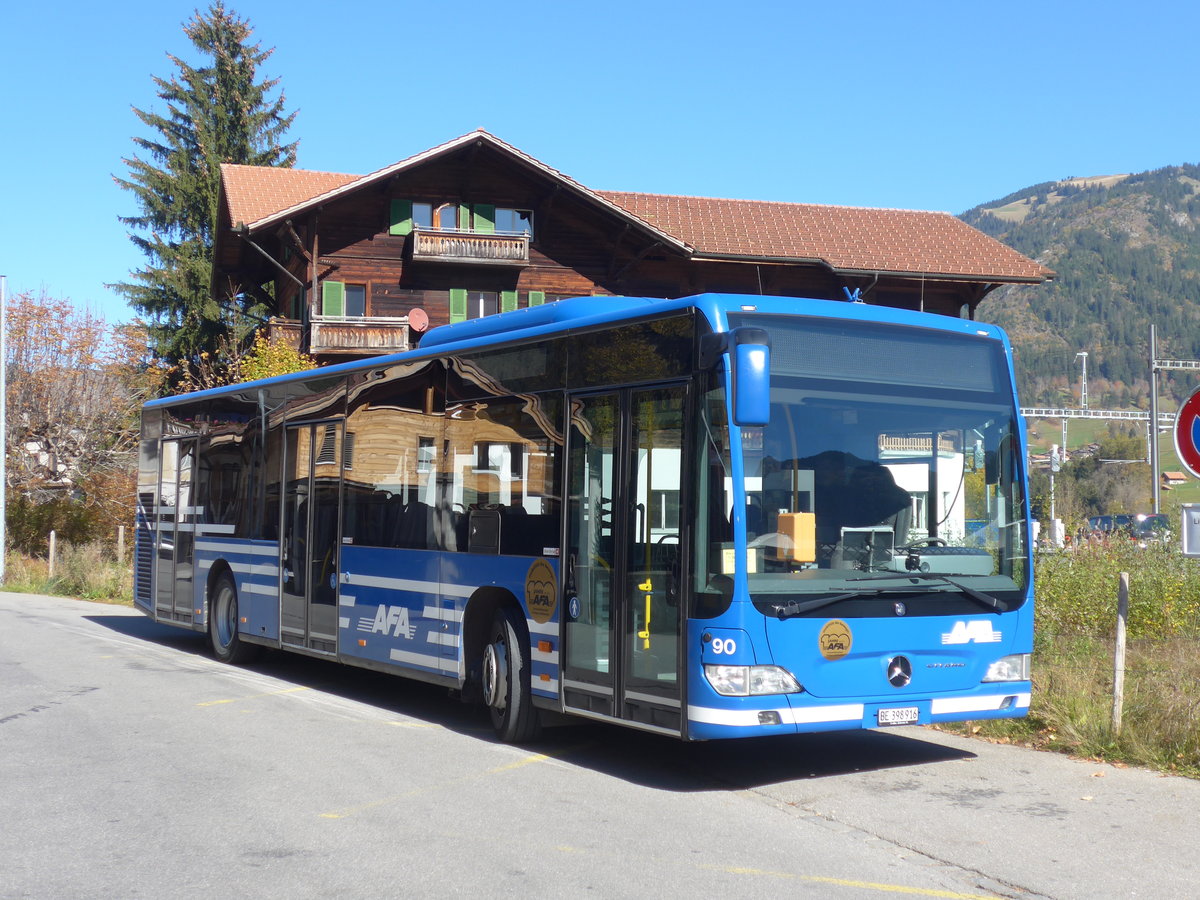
[819,619,852,660]
[525,559,558,624]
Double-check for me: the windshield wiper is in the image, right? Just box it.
[906,572,1008,613]
[773,573,1009,620]
[774,586,926,619]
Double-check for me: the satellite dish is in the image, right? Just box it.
[408,307,429,333]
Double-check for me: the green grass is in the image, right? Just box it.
[943,542,1200,777]
[3,543,132,604]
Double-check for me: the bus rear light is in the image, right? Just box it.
[704,664,802,696]
[983,653,1031,683]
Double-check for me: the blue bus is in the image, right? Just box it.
[135,293,1033,742]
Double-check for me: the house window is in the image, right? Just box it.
[320,281,367,317]
[345,284,366,317]
[412,202,433,229]
[495,208,534,236]
[437,204,460,230]
[468,291,499,319]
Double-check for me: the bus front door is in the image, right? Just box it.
[155,437,197,624]
[281,421,342,654]
[563,385,685,736]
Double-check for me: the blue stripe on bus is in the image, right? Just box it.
[336,547,561,694]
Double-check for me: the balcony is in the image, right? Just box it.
[410,226,529,266]
[265,316,411,358]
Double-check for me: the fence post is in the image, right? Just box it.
[118,525,125,561]
[1112,571,1129,736]
[48,530,57,579]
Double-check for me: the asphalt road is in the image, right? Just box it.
[2,592,1196,899]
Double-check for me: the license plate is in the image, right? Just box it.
[877,706,919,726]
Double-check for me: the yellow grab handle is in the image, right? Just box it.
[637,579,653,649]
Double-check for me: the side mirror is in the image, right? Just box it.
[702,328,771,427]
[733,340,770,426]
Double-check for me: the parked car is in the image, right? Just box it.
[1131,513,1171,545]
[1086,513,1171,546]
[1087,514,1136,535]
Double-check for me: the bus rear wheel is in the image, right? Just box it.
[208,574,259,664]
[482,607,540,742]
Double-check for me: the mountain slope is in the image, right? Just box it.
[964,165,1200,409]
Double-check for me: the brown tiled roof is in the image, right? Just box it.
[218,133,1052,283]
[221,164,357,229]
[598,191,1051,282]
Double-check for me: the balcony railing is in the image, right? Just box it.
[410,227,529,266]
[265,316,411,357]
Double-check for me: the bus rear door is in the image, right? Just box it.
[156,437,197,625]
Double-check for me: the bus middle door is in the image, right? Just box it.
[281,421,343,654]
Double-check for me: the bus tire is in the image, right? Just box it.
[208,573,259,665]
[482,607,540,742]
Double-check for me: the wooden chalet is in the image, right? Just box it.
[213,130,1052,359]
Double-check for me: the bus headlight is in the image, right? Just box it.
[704,664,802,696]
[982,653,1031,683]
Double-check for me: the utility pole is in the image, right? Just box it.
[1150,325,1160,514]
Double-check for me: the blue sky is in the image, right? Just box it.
[3,0,1198,322]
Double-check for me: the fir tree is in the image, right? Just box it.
[113,2,298,382]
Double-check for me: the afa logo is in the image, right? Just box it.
[525,559,558,624]
[941,620,1002,645]
[359,604,416,639]
[819,619,852,660]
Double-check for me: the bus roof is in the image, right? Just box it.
[144,293,1009,408]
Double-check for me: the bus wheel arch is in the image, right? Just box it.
[465,587,540,742]
[207,566,260,664]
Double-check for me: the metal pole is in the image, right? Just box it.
[1150,324,1161,514]
[1112,572,1129,737]
[0,275,7,584]
[1076,351,1088,409]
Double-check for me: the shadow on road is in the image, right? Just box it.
[87,611,976,791]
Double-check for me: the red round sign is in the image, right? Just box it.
[1174,386,1200,478]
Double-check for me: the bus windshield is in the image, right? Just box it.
[726,313,1028,613]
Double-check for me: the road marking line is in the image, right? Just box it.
[318,752,552,819]
[703,866,1000,899]
[197,687,311,707]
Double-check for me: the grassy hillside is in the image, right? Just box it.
[964,165,1200,411]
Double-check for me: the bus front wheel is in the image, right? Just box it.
[482,607,540,742]
[208,574,259,664]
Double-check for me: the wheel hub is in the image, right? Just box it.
[483,640,508,710]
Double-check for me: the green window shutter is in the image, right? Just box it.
[527,291,545,307]
[449,288,468,323]
[500,290,518,313]
[389,199,413,236]
[322,281,345,317]
[473,204,495,234]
